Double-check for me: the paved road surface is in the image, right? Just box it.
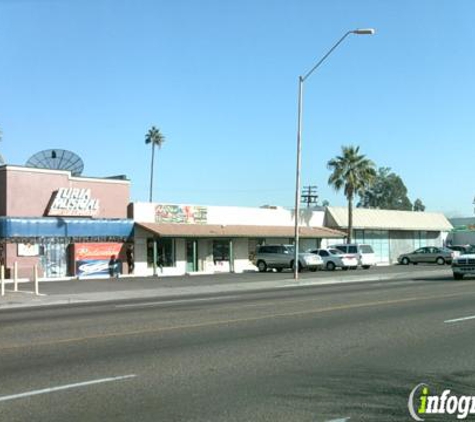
[1,270,474,421]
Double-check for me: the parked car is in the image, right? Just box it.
[451,252,475,280]
[328,243,377,269]
[309,248,359,271]
[447,245,475,255]
[253,244,323,272]
[397,246,458,265]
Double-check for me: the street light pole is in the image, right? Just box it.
[293,28,375,280]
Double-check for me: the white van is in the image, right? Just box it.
[328,244,377,269]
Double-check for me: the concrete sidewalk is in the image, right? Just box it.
[0,267,451,310]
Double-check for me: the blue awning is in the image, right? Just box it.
[0,217,134,240]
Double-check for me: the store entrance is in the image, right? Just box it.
[41,241,68,278]
[186,240,198,272]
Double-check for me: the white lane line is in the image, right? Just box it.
[444,315,475,324]
[115,295,241,308]
[325,418,350,422]
[0,374,137,403]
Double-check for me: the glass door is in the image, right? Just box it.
[41,241,68,278]
[186,239,198,272]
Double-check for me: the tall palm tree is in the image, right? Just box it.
[145,126,166,202]
[327,145,376,243]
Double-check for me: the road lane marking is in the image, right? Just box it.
[0,374,137,403]
[115,295,242,308]
[444,315,475,324]
[325,418,350,422]
[2,290,475,351]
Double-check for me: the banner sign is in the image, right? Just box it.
[155,204,208,224]
[46,188,100,217]
[74,243,122,277]
[18,243,40,257]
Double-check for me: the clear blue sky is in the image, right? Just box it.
[1,0,474,217]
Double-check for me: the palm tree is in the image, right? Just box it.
[327,145,376,243]
[145,126,166,202]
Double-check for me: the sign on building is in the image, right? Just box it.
[46,188,100,217]
[155,205,208,224]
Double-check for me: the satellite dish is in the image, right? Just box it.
[26,149,84,176]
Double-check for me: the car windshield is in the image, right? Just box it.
[329,249,342,255]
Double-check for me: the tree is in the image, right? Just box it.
[358,167,412,211]
[327,145,376,243]
[145,126,166,203]
[413,198,426,212]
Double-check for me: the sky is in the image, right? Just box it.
[1,0,474,217]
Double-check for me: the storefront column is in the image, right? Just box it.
[229,239,234,273]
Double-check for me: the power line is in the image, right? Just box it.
[301,185,319,208]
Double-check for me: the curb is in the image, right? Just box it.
[0,268,451,311]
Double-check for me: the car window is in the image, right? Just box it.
[328,249,341,255]
[334,245,346,253]
[360,245,374,254]
[319,250,329,257]
[348,246,358,254]
[414,248,425,254]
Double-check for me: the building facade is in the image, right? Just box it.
[129,202,345,276]
[325,207,453,264]
[0,165,133,278]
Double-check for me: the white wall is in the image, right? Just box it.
[131,202,325,227]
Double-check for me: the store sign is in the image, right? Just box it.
[155,204,208,224]
[46,188,100,217]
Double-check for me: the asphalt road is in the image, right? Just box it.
[1,270,475,421]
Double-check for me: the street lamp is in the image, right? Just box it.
[293,28,375,280]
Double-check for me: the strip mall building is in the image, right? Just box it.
[0,164,454,279]
[0,165,133,278]
[130,202,345,276]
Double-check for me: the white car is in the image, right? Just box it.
[310,248,359,271]
[328,243,377,269]
[451,253,475,280]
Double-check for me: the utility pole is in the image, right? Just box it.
[301,185,319,208]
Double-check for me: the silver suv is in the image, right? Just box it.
[253,244,323,272]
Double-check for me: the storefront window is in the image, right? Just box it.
[355,229,390,263]
[213,240,230,264]
[147,238,175,267]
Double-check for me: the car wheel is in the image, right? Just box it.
[401,257,410,265]
[436,257,445,265]
[453,273,464,280]
[257,261,267,272]
[326,261,336,271]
